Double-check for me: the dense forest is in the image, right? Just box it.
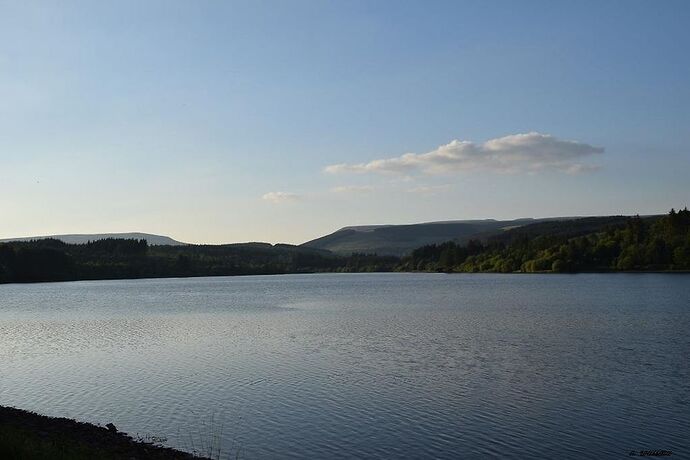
[399,209,690,273]
[2,209,689,284]
[0,239,398,284]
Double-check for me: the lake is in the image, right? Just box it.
[1,273,688,458]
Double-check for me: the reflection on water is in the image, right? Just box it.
[1,273,689,459]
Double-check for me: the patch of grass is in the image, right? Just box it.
[178,412,243,460]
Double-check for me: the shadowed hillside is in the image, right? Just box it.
[302,219,552,256]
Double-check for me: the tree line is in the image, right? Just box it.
[1,208,688,284]
[0,239,398,284]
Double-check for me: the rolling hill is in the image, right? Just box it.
[301,219,554,256]
[0,232,185,246]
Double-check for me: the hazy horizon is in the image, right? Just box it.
[0,210,675,246]
[2,1,689,244]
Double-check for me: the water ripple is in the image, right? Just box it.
[1,273,689,458]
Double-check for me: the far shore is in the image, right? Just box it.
[1,268,690,287]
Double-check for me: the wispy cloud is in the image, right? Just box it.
[330,185,376,194]
[407,184,452,195]
[261,191,300,203]
[324,132,603,176]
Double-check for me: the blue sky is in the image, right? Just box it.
[1,0,689,244]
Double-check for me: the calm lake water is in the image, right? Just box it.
[1,273,689,459]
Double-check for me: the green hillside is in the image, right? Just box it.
[399,210,688,273]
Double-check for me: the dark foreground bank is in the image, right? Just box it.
[0,406,208,460]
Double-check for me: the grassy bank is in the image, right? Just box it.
[0,406,207,460]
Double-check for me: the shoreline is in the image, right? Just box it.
[0,406,207,460]
[1,269,690,286]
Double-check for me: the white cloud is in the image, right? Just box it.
[261,191,300,203]
[330,185,375,194]
[407,184,452,195]
[324,132,603,176]
[564,163,602,174]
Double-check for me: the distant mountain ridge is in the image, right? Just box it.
[302,217,591,256]
[339,218,509,231]
[0,232,185,246]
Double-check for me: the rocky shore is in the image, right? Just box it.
[0,406,208,459]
